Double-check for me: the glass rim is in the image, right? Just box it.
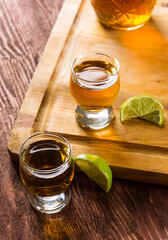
[71,52,120,83]
[19,132,72,174]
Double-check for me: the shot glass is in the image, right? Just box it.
[70,52,120,130]
[19,132,74,214]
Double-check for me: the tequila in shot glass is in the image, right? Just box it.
[70,52,120,129]
[19,132,74,214]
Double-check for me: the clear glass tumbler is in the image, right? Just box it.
[70,52,120,130]
[90,0,156,30]
[19,132,74,214]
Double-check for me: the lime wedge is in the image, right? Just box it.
[120,95,163,125]
[73,154,112,192]
[141,109,163,126]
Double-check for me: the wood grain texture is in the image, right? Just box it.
[7,0,83,154]
[7,0,168,184]
[1,0,168,239]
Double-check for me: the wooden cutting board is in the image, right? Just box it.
[8,0,168,185]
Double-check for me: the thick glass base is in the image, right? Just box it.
[108,22,145,31]
[100,20,145,31]
[29,188,71,214]
[75,105,114,130]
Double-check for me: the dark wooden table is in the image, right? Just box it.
[1,0,168,239]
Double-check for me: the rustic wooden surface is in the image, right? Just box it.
[7,0,168,185]
[1,0,168,239]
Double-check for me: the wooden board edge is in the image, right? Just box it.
[8,133,168,185]
[7,0,83,156]
[112,167,168,186]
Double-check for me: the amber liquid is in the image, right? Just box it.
[20,140,74,197]
[91,0,156,29]
[70,60,120,110]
